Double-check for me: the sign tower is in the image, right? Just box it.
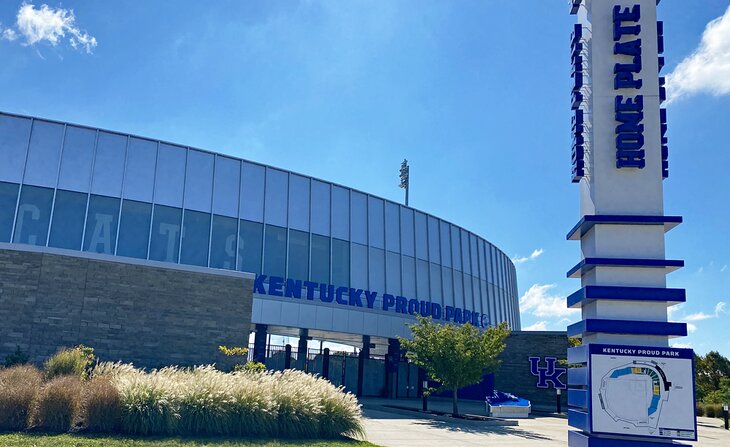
[567,1,696,445]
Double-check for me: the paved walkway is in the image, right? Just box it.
[360,398,730,447]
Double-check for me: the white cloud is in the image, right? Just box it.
[519,284,579,319]
[2,3,97,53]
[721,265,728,272]
[686,323,697,333]
[1,23,18,41]
[666,6,730,103]
[522,321,548,331]
[670,342,693,349]
[684,311,715,322]
[512,248,544,265]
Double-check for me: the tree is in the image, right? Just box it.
[696,351,730,401]
[399,316,510,416]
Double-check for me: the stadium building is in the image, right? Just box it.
[0,112,566,405]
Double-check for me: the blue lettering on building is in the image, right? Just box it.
[613,4,645,169]
[254,274,489,328]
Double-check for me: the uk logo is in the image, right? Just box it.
[529,357,567,389]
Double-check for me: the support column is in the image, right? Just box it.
[385,338,400,399]
[253,324,267,364]
[297,328,308,370]
[357,335,370,397]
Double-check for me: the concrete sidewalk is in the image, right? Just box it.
[360,398,730,447]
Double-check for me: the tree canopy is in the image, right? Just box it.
[696,351,730,402]
[399,316,510,415]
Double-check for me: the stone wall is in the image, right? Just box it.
[0,245,253,368]
[494,331,569,410]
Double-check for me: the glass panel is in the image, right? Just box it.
[441,266,453,307]
[472,276,480,316]
[399,207,414,257]
[414,211,427,261]
[288,174,310,232]
[0,182,20,242]
[58,126,95,193]
[24,120,63,188]
[464,273,474,311]
[238,220,263,274]
[180,209,211,266]
[439,221,451,267]
[416,259,429,301]
[311,234,330,283]
[332,238,349,287]
[429,263,441,302]
[350,191,367,244]
[461,229,471,275]
[453,270,464,309]
[123,137,157,203]
[369,247,385,293]
[13,185,53,246]
[351,242,367,289]
[184,150,214,212]
[154,143,186,207]
[384,202,399,253]
[209,215,237,269]
[470,234,479,278]
[427,216,440,264]
[288,229,309,280]
[480,280,488,323]
[368,196,384,249]
[331,186,349,240]
[310,180,330,236]
[264,168,287,227]
[212,156,240,218]
[91,132,126,197]
[240,162,265,222]
[385,251,401,296]
[83,195,120,254]
[478,240,486,281]
[401,255,416,298]
[49,190,87,250]
[0,115,32,184]
[263,224,286,277]
[487,244,494,284]
[451,225,462,271]
[489,284,497,326]
[149,205,182,262]
[117,200,152,259]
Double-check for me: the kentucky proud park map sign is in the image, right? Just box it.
[589,344,696,441]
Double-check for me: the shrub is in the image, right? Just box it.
[30,376,82,432]
[705,403,717,418]
[696,403,705,417]
[3,345,30,367]
[44,345,95,380]
[240,361,266,373]
[0,365,43,431]
[81,377,122,433]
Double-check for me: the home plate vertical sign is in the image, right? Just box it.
[567,1,696,446]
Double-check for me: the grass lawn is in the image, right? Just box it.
[0,433,380,447]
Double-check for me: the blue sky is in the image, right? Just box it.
[1,1,729,356]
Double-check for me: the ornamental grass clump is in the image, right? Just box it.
[0,365,43,431]
[44,345,95,380]
[29,376,82,432]
[90,362,362,438]
[81,377,122,433]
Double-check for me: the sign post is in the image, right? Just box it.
[566,1,694,445]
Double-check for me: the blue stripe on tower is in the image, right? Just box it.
[567,286,686,307]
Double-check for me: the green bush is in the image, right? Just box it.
[44,345,95,380]
[696,403,705,417]
[705,403,717,418]
[81,378,122,433]
[3,345,30,367]
[0,365,43,431]
[241,361,266,373]
[30,376,82,432]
